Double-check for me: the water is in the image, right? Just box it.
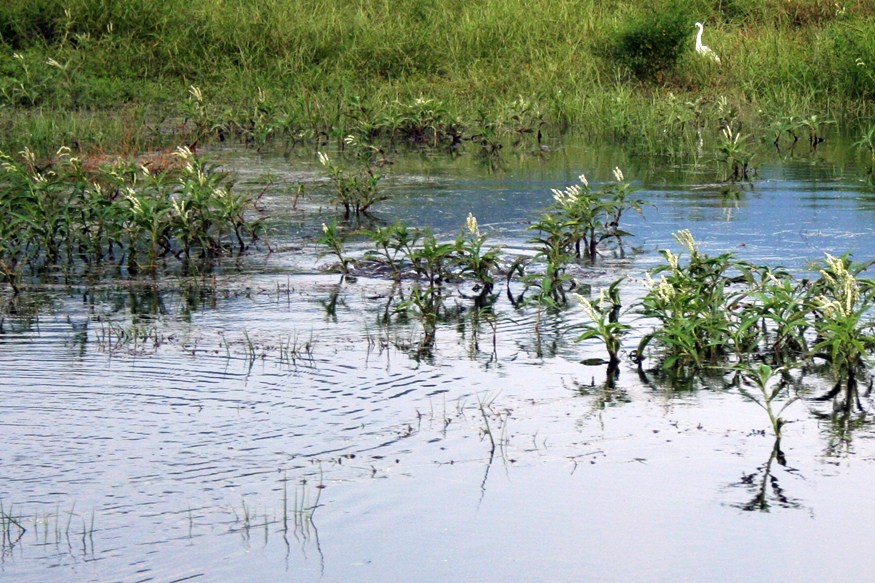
[2,140,875,582]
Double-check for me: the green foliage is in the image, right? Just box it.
[716,127,755,181]
[514,170,644,307]
[809,255,875,394]
[636,232,875,407]
[574,278,630,370]
[2,0,875,160]
[735,363,798,438]
[366,221,419,282]
[0,145,260,284]
[317,220,352,275]
[453,213,502,301]
[317,151,386,218]
[819,21,875,99]
[638,230,740,374]
[610,2,694,81]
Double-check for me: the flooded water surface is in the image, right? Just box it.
[3,140,875,582]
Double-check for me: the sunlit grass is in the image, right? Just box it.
[0,0,873,154]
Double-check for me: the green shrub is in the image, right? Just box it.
[610,2,695,81]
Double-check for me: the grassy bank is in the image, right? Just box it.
[1,0,874,155]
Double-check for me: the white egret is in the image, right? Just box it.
[694,22,721,64]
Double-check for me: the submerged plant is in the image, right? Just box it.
[521,212,576,307]
[852,124,875,178]
[512,169,644,308]
[408,228,456,289]
[366,221,420,281]
[0,145,260,281]
[549,170,644,261]
[717,126,755,182]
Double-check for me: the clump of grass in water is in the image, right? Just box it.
[631,230,875,418]
[317,220,353,276]
[637,229,741,376]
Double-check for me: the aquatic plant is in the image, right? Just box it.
[735,363,798,439]
[453,213,501,303]
[408,228,456,289]
[521,213,576,307]
[808,254,875,411]
[317,220,352,275]
[510,169,644,308]
[747,265,811,364]
[366,221,420,282]
[549,170,644,260]
[637,230,739,374]
[852,123,875,177]
[317,151,386,218]
[0,145,261,283]
[574,278,630,373]
[716,126,755,182]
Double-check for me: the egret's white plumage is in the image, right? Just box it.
[694,22,721,64]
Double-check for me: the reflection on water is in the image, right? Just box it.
[729,439,804,512]
[3,141,875,581]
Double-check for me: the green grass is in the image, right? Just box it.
[0,0,874,154]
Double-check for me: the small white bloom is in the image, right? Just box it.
[573,294,601,323]
[465,212,479,236]
[613,167,624,182]
[663,250,680,272]
[188,85,203,102]
[673,229,697,255]
[174,145,193,160]
[655,279,676,303]
[317,151,330,167]
[322,223,329,234]
[578,174,589,188]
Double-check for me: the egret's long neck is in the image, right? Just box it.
[695,27,704,48]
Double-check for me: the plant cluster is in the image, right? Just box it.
[318,168,643,314]
[317,151,386,218]
[517,169,645,306]
[0,145,261,291]
[566,231,875,435]
[632,232,875,406]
